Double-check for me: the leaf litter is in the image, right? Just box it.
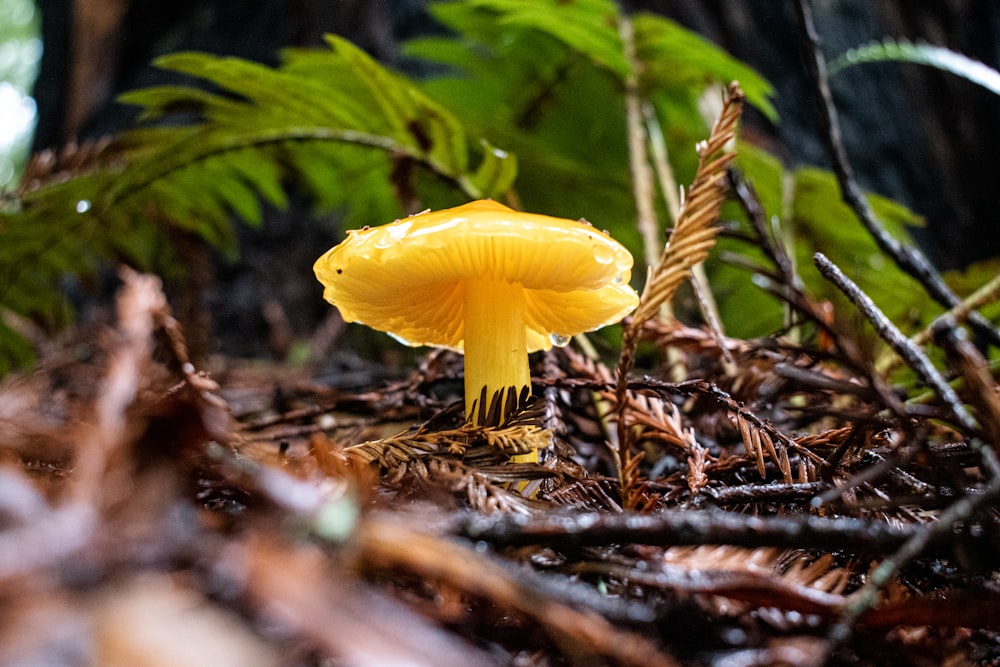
[2,85,1000,667]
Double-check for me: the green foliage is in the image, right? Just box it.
[713,35,1000,344]
[790,166,925,322]
[633,14,777,122]
[0,1,776,373]
[4,0,965,376]
[0,33,516,371]
[406,0,773,247]
[713,144,929,340]
[943,258,1000,324]
[830,39,1000,96]
[447,0,629,75]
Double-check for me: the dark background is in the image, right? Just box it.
[30,0,1000,356]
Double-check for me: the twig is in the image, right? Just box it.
[934,316,1000,451]
[233,536,496,667]
[0,503,96,582]
[156,298,234,443]
[598,560,1000,629]
[878,270,1000,376]
[827,467,1000,654]
[813,253,980,437]
[699,481,828,506]
[0,269,165,582]
[793,0,1000,349]
[728,168,796,286]
[459,508,930,554]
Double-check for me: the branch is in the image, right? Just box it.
[813,253,981,438]
[459,508,930,554]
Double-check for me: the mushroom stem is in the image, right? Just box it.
[463,278,535,460]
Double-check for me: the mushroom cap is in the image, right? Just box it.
[313,200,639,352]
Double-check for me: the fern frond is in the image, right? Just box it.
[0,35,517,373]
[469,385,545,429]
[628,82,745,333]
[343,421,552,477]
[633,15,775,120]
[425,0,774,117]
[445,0,628,76]
[829,38,1000,96]
[612,82,743,510]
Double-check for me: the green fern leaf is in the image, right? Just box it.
[427,2,775,118]
[829,38,1000,96]
[457,0,628,76]
[0,33,517,373]
[633,13,777,121]
[468,140,519,198]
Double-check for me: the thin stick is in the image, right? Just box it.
[358,517,681,667]
[827,468,1000,655]
[813,253,979,436]
[620,13,660,272]
[459,508,929,553]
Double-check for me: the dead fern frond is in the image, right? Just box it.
[662,545,786,572]
[482,425,549,453]
[617,451,663,511]
[546,478,624,511]
[469,385,545,428]
[780,552,851,597]
[621,391,713,494]
[627,82,745,335]
[461,470,539,514]
[737,411,791,483]
[729,408,835,484]
[614,82,745,509]
[343,420,552,479]
[345,386,549,476]
[655,546,854,629]
[686,440,711,495]
[561,344,616,385]
[645,320,756,359]
[622,392,699,455]
[794,426,854,450]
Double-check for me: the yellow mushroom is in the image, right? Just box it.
[313,200,639,461]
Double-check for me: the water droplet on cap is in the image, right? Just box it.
[550,333,571,347]
[592,245,614,265]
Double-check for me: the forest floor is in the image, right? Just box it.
[1,268,999,667]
